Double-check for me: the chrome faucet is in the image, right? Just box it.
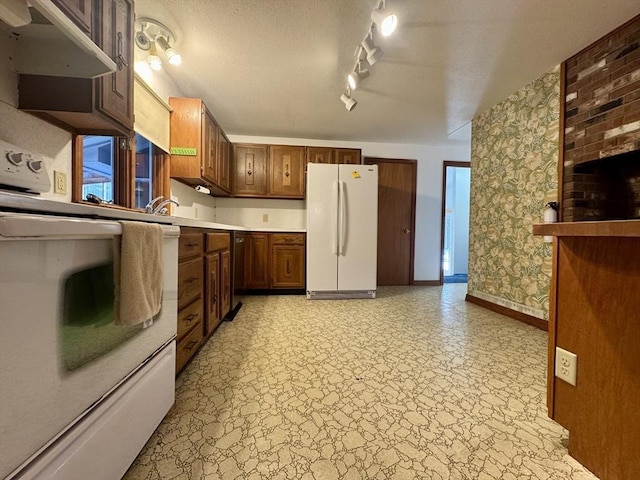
[145,196,180,214]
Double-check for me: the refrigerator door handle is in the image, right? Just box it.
[332,181,339,255]
[339,181,347,255]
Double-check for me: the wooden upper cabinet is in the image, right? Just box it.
[335,148,361,165]
[51,0,92,35]
[95,0,134,131]
[269,145,305,198]
[17,0,134,135]
[306,147,333,165]
[217,130,231,192]
[169,97,230,195]
[307,147,362,165]
[203,112,219,184]
[232,144,268,196]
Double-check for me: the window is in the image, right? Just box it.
[81,136,116,203]
[73,133,169,211]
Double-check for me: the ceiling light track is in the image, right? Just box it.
[339,0,398,112]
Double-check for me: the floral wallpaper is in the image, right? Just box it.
[468,69,560,320]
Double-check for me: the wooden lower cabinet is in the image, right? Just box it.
[245,233,270,289]
[176,229,204,373]
[245,232,305,290]
[176,228,231,374]
[205,232,231,337]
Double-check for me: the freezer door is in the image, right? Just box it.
[306,163,339,292]
[337,164,378,291]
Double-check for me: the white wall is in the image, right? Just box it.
[227,135,470,281]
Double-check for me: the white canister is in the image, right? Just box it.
[543,202,558,242]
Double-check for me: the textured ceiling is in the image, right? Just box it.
[134,0,639,146]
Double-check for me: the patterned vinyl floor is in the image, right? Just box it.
[123,285,598,480]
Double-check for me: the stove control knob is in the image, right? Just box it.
[28,159,43,173]
[7,152,24,166]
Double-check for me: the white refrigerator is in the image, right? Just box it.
[306,163,378,299]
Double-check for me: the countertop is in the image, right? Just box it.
[0,192,306,233]
[532,220,640,237]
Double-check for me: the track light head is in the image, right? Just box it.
[347,61,370,90]
[156,36,182,65]
[371,6,397,37]
[147,40,162,71]
[340,88,357,112]
[361,35,383,65]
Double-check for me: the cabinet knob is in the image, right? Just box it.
[403,228,411,234]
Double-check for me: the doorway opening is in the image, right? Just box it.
[440,161,471,284]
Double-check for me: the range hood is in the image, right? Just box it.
[1,0,116,78]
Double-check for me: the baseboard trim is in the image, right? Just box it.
[413,280,442,286]
[465,294,548,331]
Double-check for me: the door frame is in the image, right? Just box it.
[364,157,417,286]
[439,161,471,285]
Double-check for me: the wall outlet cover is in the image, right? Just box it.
[54,171,67,195]
[555,347,577,386]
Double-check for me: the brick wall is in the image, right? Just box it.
[562,15,640,221]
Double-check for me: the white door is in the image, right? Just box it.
[337,164,378,291]
[306,164,339,292]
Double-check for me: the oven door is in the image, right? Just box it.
[0,213,178,479]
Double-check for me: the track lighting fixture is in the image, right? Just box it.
[361,33,384,66]
[371,2,397,37]
[135,17,182,70]
[340,87,357,111]
[338,1,398,111]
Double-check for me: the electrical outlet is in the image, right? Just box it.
[53,171,67,195]
[555,347,577,386]
[263,213,269,222]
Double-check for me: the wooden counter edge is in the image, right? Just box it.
[532,220,640,237]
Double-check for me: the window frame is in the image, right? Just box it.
[72,134,171,212]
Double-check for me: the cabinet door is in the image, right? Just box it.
[245,233,270,288]
[271,245,305,288]
[334,148,361,165]
[51,0,92,35]
[205,253,221,336]
[233,144,268,196]
[220,249,231,318]
[269,145,305,197]
[202,112,219,184]
[95,0,134,132]
[306,147,333,165]
[217,130,231,192]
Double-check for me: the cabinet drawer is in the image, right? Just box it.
[177,300,203,341]
[206,232,230,252]
[176,322,203,373]
[271,233,305,245]
[178,257,203,309]
[179,232,203,259]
